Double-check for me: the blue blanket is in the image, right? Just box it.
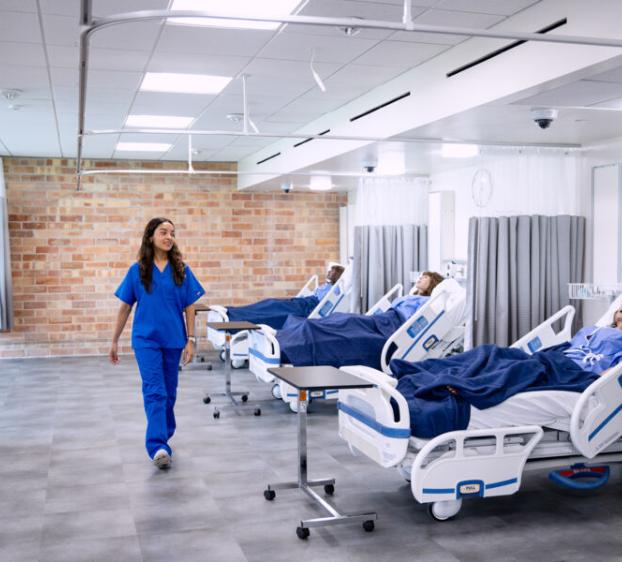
[390,343,599,438]
[227,295,319,329]
[277,309,404,369]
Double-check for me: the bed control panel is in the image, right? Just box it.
[407,316,429,339]
[527,336,543,353]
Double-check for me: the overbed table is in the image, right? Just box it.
[263,366,377,539]
[204,321,262,418]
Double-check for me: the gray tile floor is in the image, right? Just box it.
[1,351,622,562]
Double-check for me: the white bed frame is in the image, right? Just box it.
[250,278,467,411]
[336,294,622,521]
[204,274,319,366]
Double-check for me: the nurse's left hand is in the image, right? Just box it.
[182,341,194,366]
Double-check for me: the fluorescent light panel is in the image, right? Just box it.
[116,142,172,152]
[441,143,479,158]
[140,72,232,94]
[170,0,301,30]
[126,115,194,128]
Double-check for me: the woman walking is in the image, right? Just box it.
[109,218,205,468]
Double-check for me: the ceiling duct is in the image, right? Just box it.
[447,18,568,78]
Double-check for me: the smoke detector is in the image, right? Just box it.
[2,89,22,101]
[226,113,244,123]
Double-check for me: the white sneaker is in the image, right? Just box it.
[152,449,171,469]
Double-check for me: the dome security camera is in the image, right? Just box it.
[362,155,378,173]
[281,181,293,194]
[531,108,558,130]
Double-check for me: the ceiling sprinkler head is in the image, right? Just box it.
[2,89,22,102]
[339,16,363,36]
[226,112,244,124]
[8,104,22,111]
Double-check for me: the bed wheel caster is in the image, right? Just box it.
[206,364,213,371]
[427,499,462,522]
[219,350,226,362]
[200,356,205,363]
[296,526,310,540]
[324,484,334,495]
[254,408,261,416]
[271,384,281,400]
[362,520,375,532]
[213,409,220,419]
[203,396,211,404]
[263,489,276,501]
[241,394,248,402]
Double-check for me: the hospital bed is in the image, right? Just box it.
[336,294,622,521]
[206,273,334,368]
[249,278,467,411]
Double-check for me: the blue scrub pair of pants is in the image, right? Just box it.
[134,347,183,459]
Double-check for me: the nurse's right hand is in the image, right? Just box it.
[109,342,119,365]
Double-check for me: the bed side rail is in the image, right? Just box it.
[411,425,543,504]
[248,324,280,383]
[295,275,319,298]
[366,283,403,316]
[380,285,466,373]
[338,365,410,468]
[570,362,622,458]
[308,274,351,319]
[511,305,575,354]
[206,306,229,349]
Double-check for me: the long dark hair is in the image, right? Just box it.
[138,217,185,292]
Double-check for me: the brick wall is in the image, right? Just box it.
[0,158,346,358]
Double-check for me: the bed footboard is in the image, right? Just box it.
[570,362,622,458]
[337,366,410,468]
[411,425,543,504]
[248,325,281,383]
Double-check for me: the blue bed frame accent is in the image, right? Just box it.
[249,347,281,365]
[337,401,411,439]
[422,477,517,497]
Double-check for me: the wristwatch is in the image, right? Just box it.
[187,336,196,344]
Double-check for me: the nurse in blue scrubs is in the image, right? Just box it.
[109,217,205,469]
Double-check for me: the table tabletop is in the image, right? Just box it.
[205,321,261,331]
[268,366,374,392]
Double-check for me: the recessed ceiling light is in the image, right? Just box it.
[169,0,301,31]
[140,72,232,94]
[441,144,479,158]
[126,115,194,128]
[116,142,172,152]
[309,176,333,191]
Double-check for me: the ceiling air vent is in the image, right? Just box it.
[350,92,411,122]
[446,18,567,78]
[256,152,281,165]
[293,128,331,148]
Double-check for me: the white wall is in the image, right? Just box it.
[428,151,588,262]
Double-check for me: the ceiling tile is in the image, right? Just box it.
[587,66,622,85]
[352,40,448,68]
[0,41,47,67]
[435,0,540,16]
[0,1,36,12]
[0,10,42,43]
[156,25,273,57]
[147,51,250,76]
[259,32,379,63]
[41,14,79,47]
[39,0,169,17]
[129,91,217,115]
[47,45,152,72]
[0,64,51,92]
[91,21,162,51]
[414,8,506,29]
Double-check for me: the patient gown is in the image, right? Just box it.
[563,325,622,375]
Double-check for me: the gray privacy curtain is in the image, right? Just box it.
[0,159,13,331]
[352,224,427,313]
[466,215,585,348]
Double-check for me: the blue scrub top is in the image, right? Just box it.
[115,262,205,349]
[313,282,332,301]
[391,294,429,323]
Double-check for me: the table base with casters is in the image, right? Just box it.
[263,366,377,539]
[204,321,261,418]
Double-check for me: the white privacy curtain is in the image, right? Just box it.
[0,159,13,330]
[352,224,428,313]
[466,215,585,348]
